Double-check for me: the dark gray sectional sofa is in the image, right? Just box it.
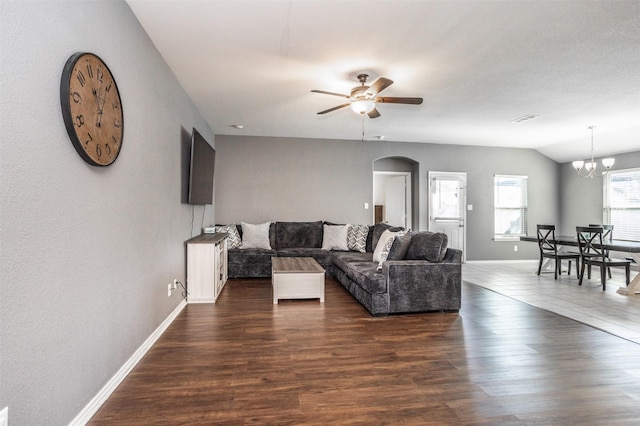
[223,221,462,316]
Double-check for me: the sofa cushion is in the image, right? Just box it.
[321,224,349,250]
[215,224,242,249]
[332,252,384,294]
[275,221,323,249]
[405,231,448,262]
[234,223,276,248]
[228,247,276,263]
[240,222,272,249]
[347,224,369,253]
[340,262,386,294]
[387,230,412,260]
[376,230,410,270]
[373,229,403,263]
[227,248,277,278]
[332,251,373,266]
[376,236,397,270]
[369,222,404,253]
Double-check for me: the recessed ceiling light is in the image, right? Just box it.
[510,114,539,123]
[230,124,244,129]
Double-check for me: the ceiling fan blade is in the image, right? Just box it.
[376,96,423,105]
[365,77,393,97]
[311,89,350,99]
[367,107,381,119]
[317,103,350,114]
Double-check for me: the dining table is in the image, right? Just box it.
[519,235,640,296]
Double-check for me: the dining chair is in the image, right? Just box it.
[536,225,580,279]
[589,224,614,278]
[576,226,631,291]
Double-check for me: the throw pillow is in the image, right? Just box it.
[405,231,448,262]
[347,224,369,253]
[376,235,397,270]
[215,224,242,249]
[275,221,323,249]
[387,230,412,260]
[321,224,349,251]
[240,222,272,249]
[370,222,404,253]
[372,229,402,263]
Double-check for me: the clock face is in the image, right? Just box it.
[61,52,124,166]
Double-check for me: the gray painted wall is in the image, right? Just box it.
[0,1,214,424]
[559,151,640,236]
[2,2,636,424]
[215,135,560,260]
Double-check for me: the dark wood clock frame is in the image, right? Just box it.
[60,52,124,166]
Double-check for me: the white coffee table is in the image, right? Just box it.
[271,257,325,304]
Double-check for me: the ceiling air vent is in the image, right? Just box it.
[510,114,539,123]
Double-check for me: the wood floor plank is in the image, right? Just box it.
[89,278,640,425]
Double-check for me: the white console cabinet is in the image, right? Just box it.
[186,233,228,303]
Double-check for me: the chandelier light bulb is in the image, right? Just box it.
[602,158,615,169]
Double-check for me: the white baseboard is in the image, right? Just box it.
[69,300,187,425]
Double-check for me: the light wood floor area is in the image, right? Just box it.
[90,276,640,425]
[464,261,640,344]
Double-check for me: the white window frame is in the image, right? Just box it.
[603,167,640,242]
[494,175,528,241]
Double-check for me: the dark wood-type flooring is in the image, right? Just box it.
[90,278,640,425]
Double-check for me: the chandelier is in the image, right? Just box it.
[572,126,615,178]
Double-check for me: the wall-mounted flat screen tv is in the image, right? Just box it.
[188,128,215,205]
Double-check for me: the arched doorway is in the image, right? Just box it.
[373,157,418,230]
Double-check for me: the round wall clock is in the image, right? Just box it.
[60,52,124,166]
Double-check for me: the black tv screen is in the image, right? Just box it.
[188,128,215,205]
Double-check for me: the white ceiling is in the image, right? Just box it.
[127,0,640,163]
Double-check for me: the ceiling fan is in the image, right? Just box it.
[311,73,423,119]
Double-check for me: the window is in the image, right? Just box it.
[494,175,528,239]
[604,168,640,241]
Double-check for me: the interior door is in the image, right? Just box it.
[429,172,466,260]
[385,175,407,228]
[374,172,412,229]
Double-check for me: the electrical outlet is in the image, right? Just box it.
[514,245,518,252]
[173,279,179,291]
[167,283,172,297]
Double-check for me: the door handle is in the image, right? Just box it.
[434,217,462,223]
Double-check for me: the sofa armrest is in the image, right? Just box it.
[382,256,462,313]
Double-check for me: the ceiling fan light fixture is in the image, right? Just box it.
[350,99,375,115]
[312,74,420,118]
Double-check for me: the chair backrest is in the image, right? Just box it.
[537,224,557,255]
[589,224,613,241]
[576,226,605,258]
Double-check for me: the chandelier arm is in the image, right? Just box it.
[573,126,614,179]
